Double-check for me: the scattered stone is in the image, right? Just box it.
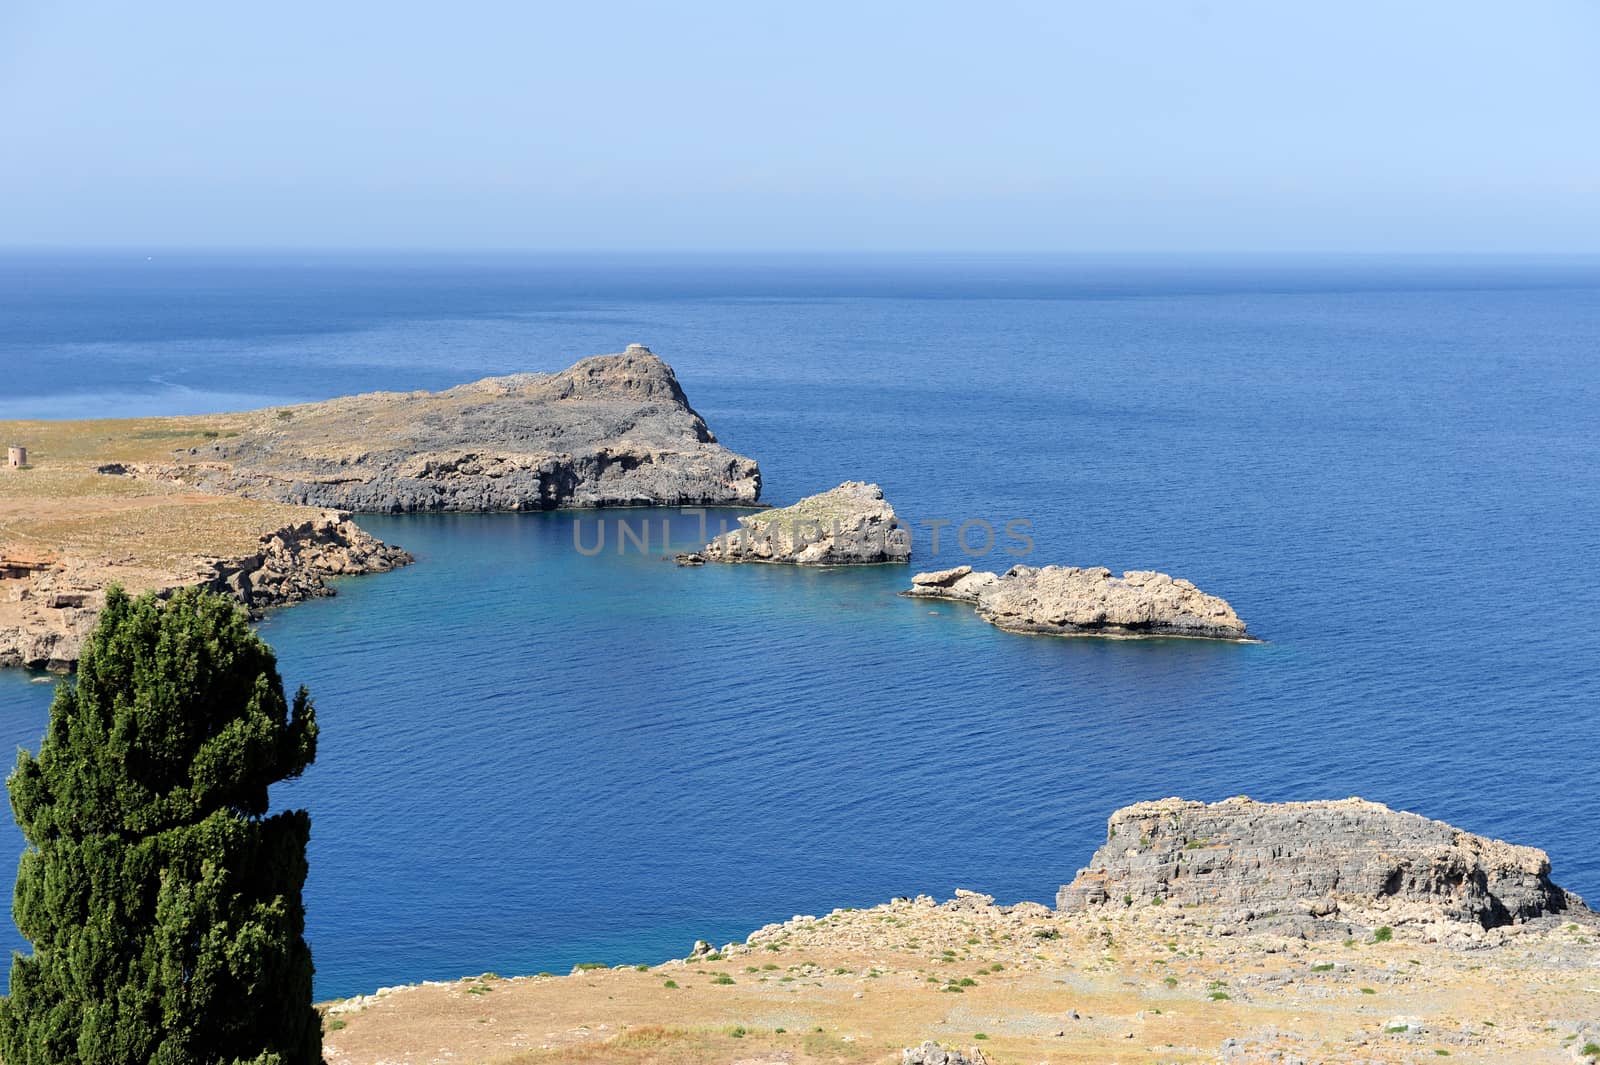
[901,1041,989,1065]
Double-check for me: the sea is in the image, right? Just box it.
[0,252,1596,999]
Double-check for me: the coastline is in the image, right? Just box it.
[320,869,1600,1065]
[314,798,1597,1063]
[0,348,760,671]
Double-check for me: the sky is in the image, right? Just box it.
[0,1,1597,253]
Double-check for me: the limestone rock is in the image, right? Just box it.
[903,565,1000,603]
[699,481,910,565]
[159,345,761,512]
[904,563,1250,640]
[902,1042,990,1065]
[1057,797,1585,929]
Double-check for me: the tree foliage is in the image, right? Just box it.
[0,587,323,1065]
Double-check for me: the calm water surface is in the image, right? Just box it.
[0,253,1596,997]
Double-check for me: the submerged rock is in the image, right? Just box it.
[158,345,761,512]
[698,481,910,565]
[905,563,1250,640]
[1057,796,1586,929]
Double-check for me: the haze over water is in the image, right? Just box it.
[1,252,1597,998]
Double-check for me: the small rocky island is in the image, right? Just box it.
[905,563,1251,640]
[680,480,910,566]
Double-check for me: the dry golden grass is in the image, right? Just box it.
[320,899,1600,1065]
[0,414,320,570]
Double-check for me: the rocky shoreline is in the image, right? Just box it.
[321,798,1599,1065]
[905,563,1253,640]
[0,512,411,671]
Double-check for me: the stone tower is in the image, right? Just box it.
[6,445,24,468]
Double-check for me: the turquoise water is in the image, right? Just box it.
[1,253,1597,997]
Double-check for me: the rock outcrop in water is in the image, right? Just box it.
[151,346,761,512]
[905,564,1250,640]
[1057,797,1584,929]
[0,512,410,671]
[683,481,910,565]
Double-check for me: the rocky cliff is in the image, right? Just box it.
[686,481,910,565]
[148,346,760,512]
[0,512,410,671]
[1057,797,1583,930]
[905,564,1251,640]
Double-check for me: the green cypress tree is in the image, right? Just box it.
[0,586,323,1065]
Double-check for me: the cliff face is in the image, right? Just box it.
[156,346,761,512]
[0,513,410,671]
[1057,797,1582,930]
[906,564,1250,640]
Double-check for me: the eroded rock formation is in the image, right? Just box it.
[905,564,1250,640]
[686,481,910,565]
[1057,797,1582,929]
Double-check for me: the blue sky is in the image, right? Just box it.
[1,1,1596,252]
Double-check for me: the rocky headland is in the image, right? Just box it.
[681,481,910,566]
[322,798,1599,1065]
[905,564,1252,640]
[137,345,760,512]
[1,346,753,669]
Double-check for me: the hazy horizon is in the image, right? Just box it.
[3,1,1597,254]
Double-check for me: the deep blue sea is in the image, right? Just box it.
[1,252,1597,999]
